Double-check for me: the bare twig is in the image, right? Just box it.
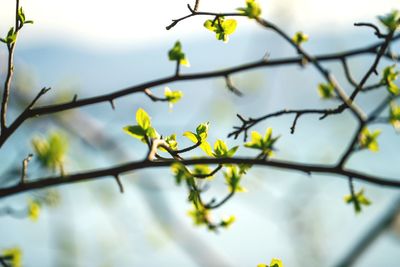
[20,154,33,184]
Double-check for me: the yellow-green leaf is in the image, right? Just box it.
[136,108,151,130]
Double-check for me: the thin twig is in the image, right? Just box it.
[20,154,33,184]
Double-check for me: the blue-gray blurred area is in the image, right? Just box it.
[0,9,400,267]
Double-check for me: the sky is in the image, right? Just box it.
[0,0,399,49]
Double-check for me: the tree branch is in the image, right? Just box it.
[1,157,400,198]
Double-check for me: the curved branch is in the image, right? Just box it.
[0,34,399,147]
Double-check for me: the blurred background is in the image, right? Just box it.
[0,0,400,266]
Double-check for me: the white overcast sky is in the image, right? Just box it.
[0,0,399,48]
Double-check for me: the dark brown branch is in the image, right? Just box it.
[166,10,246,30]
[341,58,358,87]
[114,175,124,193]
[349,32,395,102]
[175,141,201,154]
[1,157,400,198]
[354,22,386,38]
[229,107,344,141]
[337,33,395,167]
[290,113,301,134]
[0,32,398,148]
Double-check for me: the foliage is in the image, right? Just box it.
[204,17,237,42]
[292,31,309,45]
[168,41,190,66]
[1,0,400,266]
[317,82,336,99]
[257,258,284,267]
[1,247,22,267]
[358,128,381,152]
[344,188,372,213]
[237,0,262,19]
[31,132,68,174]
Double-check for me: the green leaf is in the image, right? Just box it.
[165,134,178,150]
[220,215,236,228]
[381,65,399,95]
[2,247,22,267]
[212,139,239,158]
[227,146,239,157]
[164,87,183,107]
[270,258,284,267]
[200,141,214,157]
[292,31,309,45]
[28,199,40,221]
[204,20,216,31]
[183,131,199,143]
[213,139,228,157]
[244,128,279,157]
[146,127,160,139]
[344,188,372,213]
[359,127,381,152]
[237,0,262,19]
[32,132,68,172]
[196,122,209,141]
[123,125,147,140]
[238,163,252,174]
[222,19,237,34]
[224,165,246,192]
[171,163,191,185]
[389,101,400,130]
[187,205,209,226]
[168,41,190,67]
[203,17,237,43]
[136,108,151,130]
[317,82,335,99]
[378,10,400,31]
[4,27,17,45]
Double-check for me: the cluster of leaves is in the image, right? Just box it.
[203,0,261,42]
[204,17,237,43]
[358,128,381,152]
[0,7,32,45]
[237,0,262,19]
[381,65,399,95]
[168,41,190,67]
[389,101,400,130]
[0,28,17,45]
[164,87,183,108]
[123,108,160,143]
[1,247,22,267]
[244,128,279,158]
[31,132,68,174]
[292,31,309,46]
[317,82,336,99]
[257,258,284,267]
[124,108,281,231]
[17,7,33,26]
[344,188,372,213]
[378,10,400,32]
